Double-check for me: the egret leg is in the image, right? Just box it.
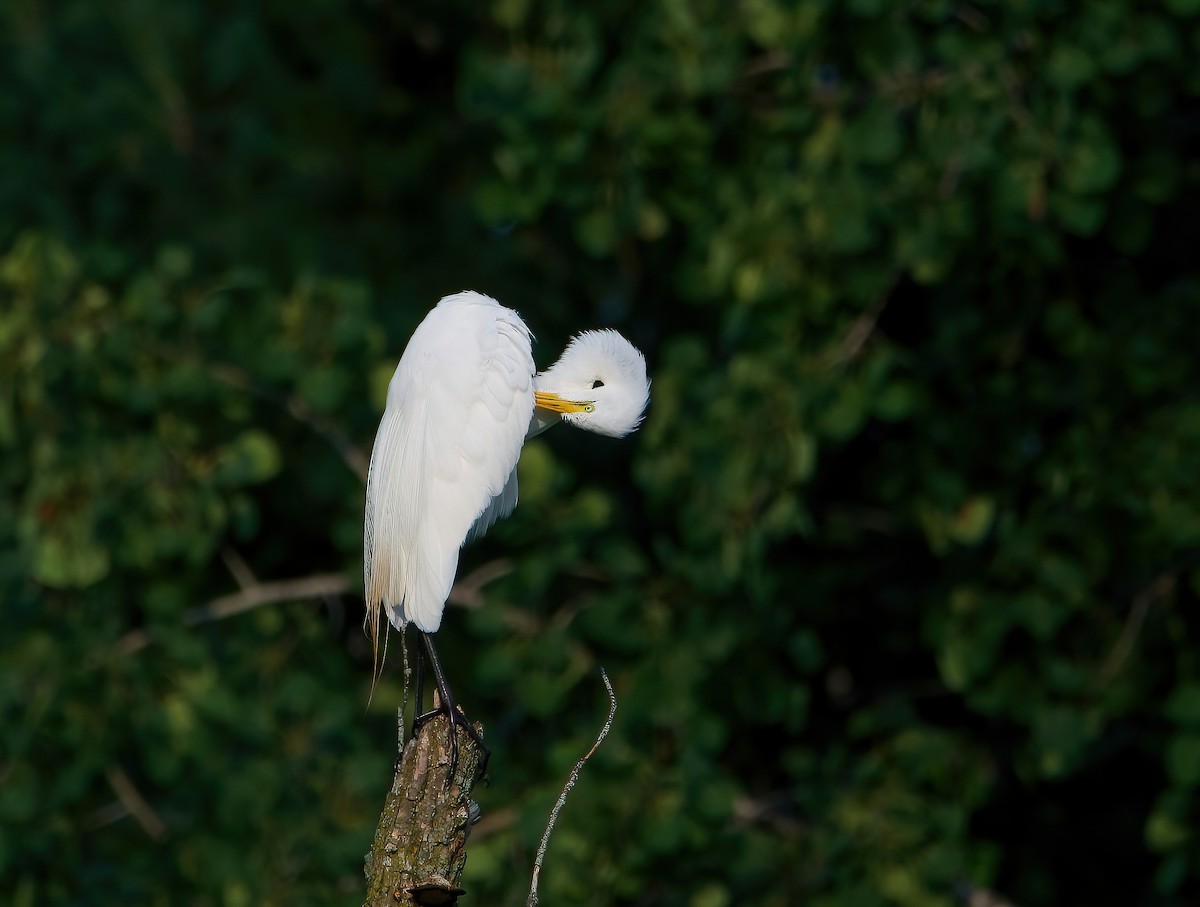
[412,631,489,779]
[413,637,425,736]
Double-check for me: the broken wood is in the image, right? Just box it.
[363,713,485,907]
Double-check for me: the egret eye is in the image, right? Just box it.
[591,379,605,389]
[583,404,595,413]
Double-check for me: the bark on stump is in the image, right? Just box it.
[363,714,485,907]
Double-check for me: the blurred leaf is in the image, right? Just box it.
[2,1,1199,904]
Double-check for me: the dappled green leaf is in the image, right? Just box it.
[4,1,1200,904]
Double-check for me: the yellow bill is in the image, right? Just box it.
[534,390,594,413]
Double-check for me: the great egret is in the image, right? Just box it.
[364,290,649,764]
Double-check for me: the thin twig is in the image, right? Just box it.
[103,767,167,840]
[953,3,990,33]
[737,51,793,81]
[1098,572,1176,684]
[828,275,899,366]
[208,362,370,481]
[527,668,618,907]
[394,623,409,746]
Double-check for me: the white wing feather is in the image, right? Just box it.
[466,466,519,545]
[364,291,535,632]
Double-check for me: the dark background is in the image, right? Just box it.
[3,2,1200,905]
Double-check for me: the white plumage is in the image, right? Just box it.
[364,290,650,640]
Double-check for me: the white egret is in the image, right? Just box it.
[363,290,649,762]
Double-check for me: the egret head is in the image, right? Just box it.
[535,329,650,437]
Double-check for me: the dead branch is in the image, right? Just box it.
[363,713,486,907]
[111,572,351,658]
[181,573,350,625]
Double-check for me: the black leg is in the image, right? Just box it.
[413,635,426,736]
[412,631,489,780]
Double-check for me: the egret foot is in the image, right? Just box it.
[414,631,490,782]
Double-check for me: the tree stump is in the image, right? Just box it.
[363,714,485,907]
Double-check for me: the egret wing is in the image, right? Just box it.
[364,291,535,633]
[465,465,519,545]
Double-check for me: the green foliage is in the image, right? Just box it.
[3,1,1200,905]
